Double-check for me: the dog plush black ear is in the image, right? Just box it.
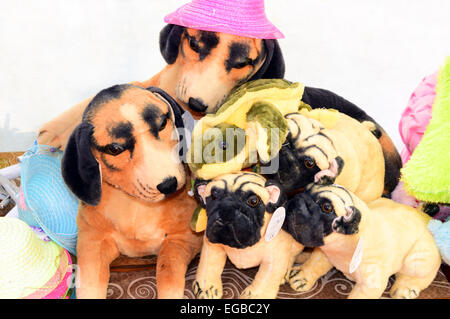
[146,86,185,132]
[265,180,287,213]
[332,206,362,235]
[194,179,210,208]
[146,86,187,161]
[159,24,185,64]
[249,39,285,81]
[61,122,102,206]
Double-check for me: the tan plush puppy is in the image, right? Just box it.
[38,27,283,150]
[264,108,387,289]
[268,108,385,201]
[283,184,441,299]
[193,173,304,299]
[61,84,202,299]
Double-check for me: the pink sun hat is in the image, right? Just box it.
[164,0,284,39]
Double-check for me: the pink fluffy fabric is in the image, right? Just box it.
[392,71,437,208]
[399,71,438,164]
[393,70,450,221]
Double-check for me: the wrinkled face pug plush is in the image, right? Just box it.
[282,183,441,299]
[192,172,304,299]
[264,109,385,202]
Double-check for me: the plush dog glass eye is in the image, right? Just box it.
[304,158,316,169]
[105,143,125,156]
[321,202,333,213]
[159,115,168,131]
[247,195,260,207]
[210,187,222,200]
[188,36,201,53]
[234,58,252,69]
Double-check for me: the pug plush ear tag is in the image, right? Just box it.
[265,207,286,242]
[349,237,364,274]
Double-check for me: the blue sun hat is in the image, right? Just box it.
[18,141,79,255]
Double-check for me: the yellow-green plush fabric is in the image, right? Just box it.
[401,56,450,203]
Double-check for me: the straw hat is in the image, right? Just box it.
[18,143,79,255]
[164,0,284,39]
[0,217,72,299]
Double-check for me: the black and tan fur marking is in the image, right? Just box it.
[159,24,285,114]
[62,84,186,205]
[300,86,402,195]
[265,110,385,203]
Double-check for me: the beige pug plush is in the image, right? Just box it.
[264,108,387,290]
[266,108,385,201]
[283,183,441,299]
[192,172,304,299]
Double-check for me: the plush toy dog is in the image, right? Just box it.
[187,79,401,196]
[265,108,386,202]
[61,84,203,299]
[37,25,285,151]
[283,183,441,299]
[193,172,304,299]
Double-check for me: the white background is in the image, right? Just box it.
[0,0,449,152]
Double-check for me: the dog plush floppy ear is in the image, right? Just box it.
[250,39,285,81]
[265,180,286,213]
[194,179,210,208]
[331,206,362,235]
[146,86,188,161]
[146,86,185,134]
[159,24,185,64]
[61,122,102,206]
[314,156,345,185]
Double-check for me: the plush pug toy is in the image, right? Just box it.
[283,183,441,299]
[192,172,304,299]
[265,108,385,202]
[187,79,401,197]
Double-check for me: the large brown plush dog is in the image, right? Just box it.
[283,184,441,299]
[38,25,285,150]
[37,25,401,191]
[61,84,202,298]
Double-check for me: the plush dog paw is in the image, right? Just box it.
[390,287,420,299]
[192,281,222,299]
[287,266,316,292]
[240,287,256,299]
[37,130,63,150]
[240,285,277,299]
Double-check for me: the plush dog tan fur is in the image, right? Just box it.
[268,108,388,292]
[272,108,385,201]
[192,173,304,299]
[284,184,441,299]
[61,84,202,298]
[38,26,282,150]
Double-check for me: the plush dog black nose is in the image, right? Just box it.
[157,177,178,195]
[188,98,207,112]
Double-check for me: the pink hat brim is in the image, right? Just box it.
[164,1,284,39]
